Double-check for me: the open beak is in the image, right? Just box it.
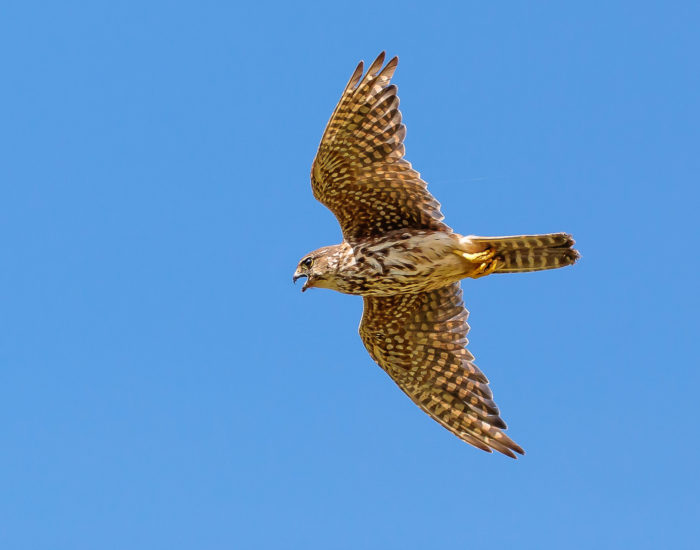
[292,271,311,292]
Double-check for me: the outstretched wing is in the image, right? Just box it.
[359,283,524,458]
[311,52,450,242]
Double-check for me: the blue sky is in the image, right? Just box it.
[1,1,698,548]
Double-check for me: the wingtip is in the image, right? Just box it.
[346,60,364,91]
[512,444,526,457]
[367,51,386,76]
[498,445,525,459]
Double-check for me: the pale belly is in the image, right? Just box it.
[334,230,470,296]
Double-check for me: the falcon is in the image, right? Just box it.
[293,52,579,458]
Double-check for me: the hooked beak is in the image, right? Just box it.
[292,271,311,292]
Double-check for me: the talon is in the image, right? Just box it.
[470,258,500,279]
[454,248,500,279]
[454,248,495,264]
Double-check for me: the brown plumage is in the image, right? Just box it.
[293,52,579,457]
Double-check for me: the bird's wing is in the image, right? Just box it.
[311,52,450,242]
[359,283,524,458]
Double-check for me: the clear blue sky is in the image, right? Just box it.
[1,2,698,548]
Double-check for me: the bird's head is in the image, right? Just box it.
[293,245,343,292]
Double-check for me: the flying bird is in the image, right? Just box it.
[293,52,579,458]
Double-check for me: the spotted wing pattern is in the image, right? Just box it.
[311,52,450,242]
[359,283,524,457]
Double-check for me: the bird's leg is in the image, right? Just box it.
[457,249,493,264]
[454,249,500,279]
[470,258,500,279]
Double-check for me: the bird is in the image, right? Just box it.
[293,52,579,458]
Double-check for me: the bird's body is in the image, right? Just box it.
[302,230,464,296]
[304,229,577,296]
[294,52,579,458]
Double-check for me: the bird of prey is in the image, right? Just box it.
[293,52,579,458]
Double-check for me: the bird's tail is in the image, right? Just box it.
[460,233,580,274]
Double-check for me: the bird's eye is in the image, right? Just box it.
[302,257,313,268]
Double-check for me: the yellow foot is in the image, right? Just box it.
[470,259,499,279]
[456,249,494,264]
[454,248,500,279]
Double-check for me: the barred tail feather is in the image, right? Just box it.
[469,233,580,273]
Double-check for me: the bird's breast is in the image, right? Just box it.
[334,230,466,296]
